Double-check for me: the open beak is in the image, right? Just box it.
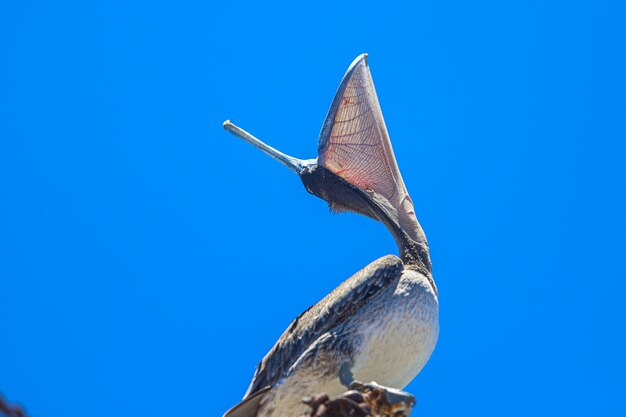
[222,54,431,272]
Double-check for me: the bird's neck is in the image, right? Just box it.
[365,191,431,271]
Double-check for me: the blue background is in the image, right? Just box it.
[2,1,625,416]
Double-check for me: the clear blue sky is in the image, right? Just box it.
[2,1,625,416]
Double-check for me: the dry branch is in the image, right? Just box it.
[0,394,26,417]
[304,386,414,417]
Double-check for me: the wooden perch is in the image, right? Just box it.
[304,386,414,417]
[0,394,26,417]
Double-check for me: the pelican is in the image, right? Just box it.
[222,54,438,417]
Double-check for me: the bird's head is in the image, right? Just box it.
[223,54,431,271]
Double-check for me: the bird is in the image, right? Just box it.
[222,54,438,417]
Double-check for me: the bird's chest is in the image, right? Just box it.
[349,271,439,388]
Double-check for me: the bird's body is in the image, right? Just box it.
[348,267,437,388]
[256,259,438,417]
[223,54,439,417]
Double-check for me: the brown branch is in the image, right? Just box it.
[0,394,27,417]
[304,386,414,417]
